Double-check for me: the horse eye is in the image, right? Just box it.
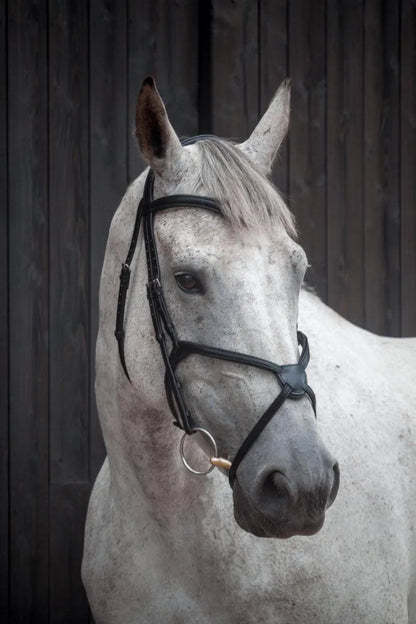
[175,272,202,293]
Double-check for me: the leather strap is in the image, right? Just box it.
[114,198,145,382]
[142,194,222,216]
[228,384,293,487]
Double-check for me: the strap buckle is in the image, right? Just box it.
[146,277,161,292]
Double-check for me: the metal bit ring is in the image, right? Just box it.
[179,428,217,475]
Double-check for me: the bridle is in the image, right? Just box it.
[115,135,316,488]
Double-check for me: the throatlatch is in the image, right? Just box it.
[115,135,316,488]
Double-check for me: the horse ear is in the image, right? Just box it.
[238,79,291,174]
[135,76,188,178]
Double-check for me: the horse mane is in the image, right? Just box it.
[190,137,297,239]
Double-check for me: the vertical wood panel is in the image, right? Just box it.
[127,0,153,180]
[327,0,365,326]
[364,0,388,334]
[49,0,90,485]
[364,0,401,335]
[49,0,90,620]
[89,0,128,481]
[128,0,200,182]
[198,0,213,134]
[288,0,327,299]
[400,0,416,336]
[0,0,8,617]
[381,0,401,336]
[8,0,49,620]
[210,0,259,139]
[50,484,91,624]
[259,0,289,196]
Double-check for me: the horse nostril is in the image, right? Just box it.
[259,471,295,516]
[266,471,290,500]
[260,464,339,516]
[327,461,340,508]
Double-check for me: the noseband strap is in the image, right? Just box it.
[115,135,316,488]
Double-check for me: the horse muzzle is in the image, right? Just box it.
[231,426,340,538]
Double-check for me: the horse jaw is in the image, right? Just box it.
[238,79,291,174]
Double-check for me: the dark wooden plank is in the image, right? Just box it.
[380,0,401,337]
[288,0,327,300]
[50,484,91,624]
[400,0,416,336]
[198,0,213,134]
[363,0,388,335]
[48,1,90,620]
[89,0,128,481]
[259,0,289,197]
[259,0,288,112]
[210,0,259,139]
[0,0,9,618]
[7,1,49,620]
[327,0,365,327]
[127,0,154,179]
[49,0,89,485]
[128,0,200,181]
[364,0,401,336]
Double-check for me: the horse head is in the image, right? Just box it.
[101,77,339,539]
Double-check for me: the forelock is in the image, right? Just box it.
[188,138,297,239]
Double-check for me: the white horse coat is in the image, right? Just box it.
[82,78,416,624]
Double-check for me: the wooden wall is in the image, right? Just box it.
[1,1,415,621]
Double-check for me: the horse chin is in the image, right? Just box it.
[234,509,326,539]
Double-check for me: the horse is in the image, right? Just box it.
[82,76,416,624]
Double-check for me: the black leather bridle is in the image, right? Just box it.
[115,136,316,487]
